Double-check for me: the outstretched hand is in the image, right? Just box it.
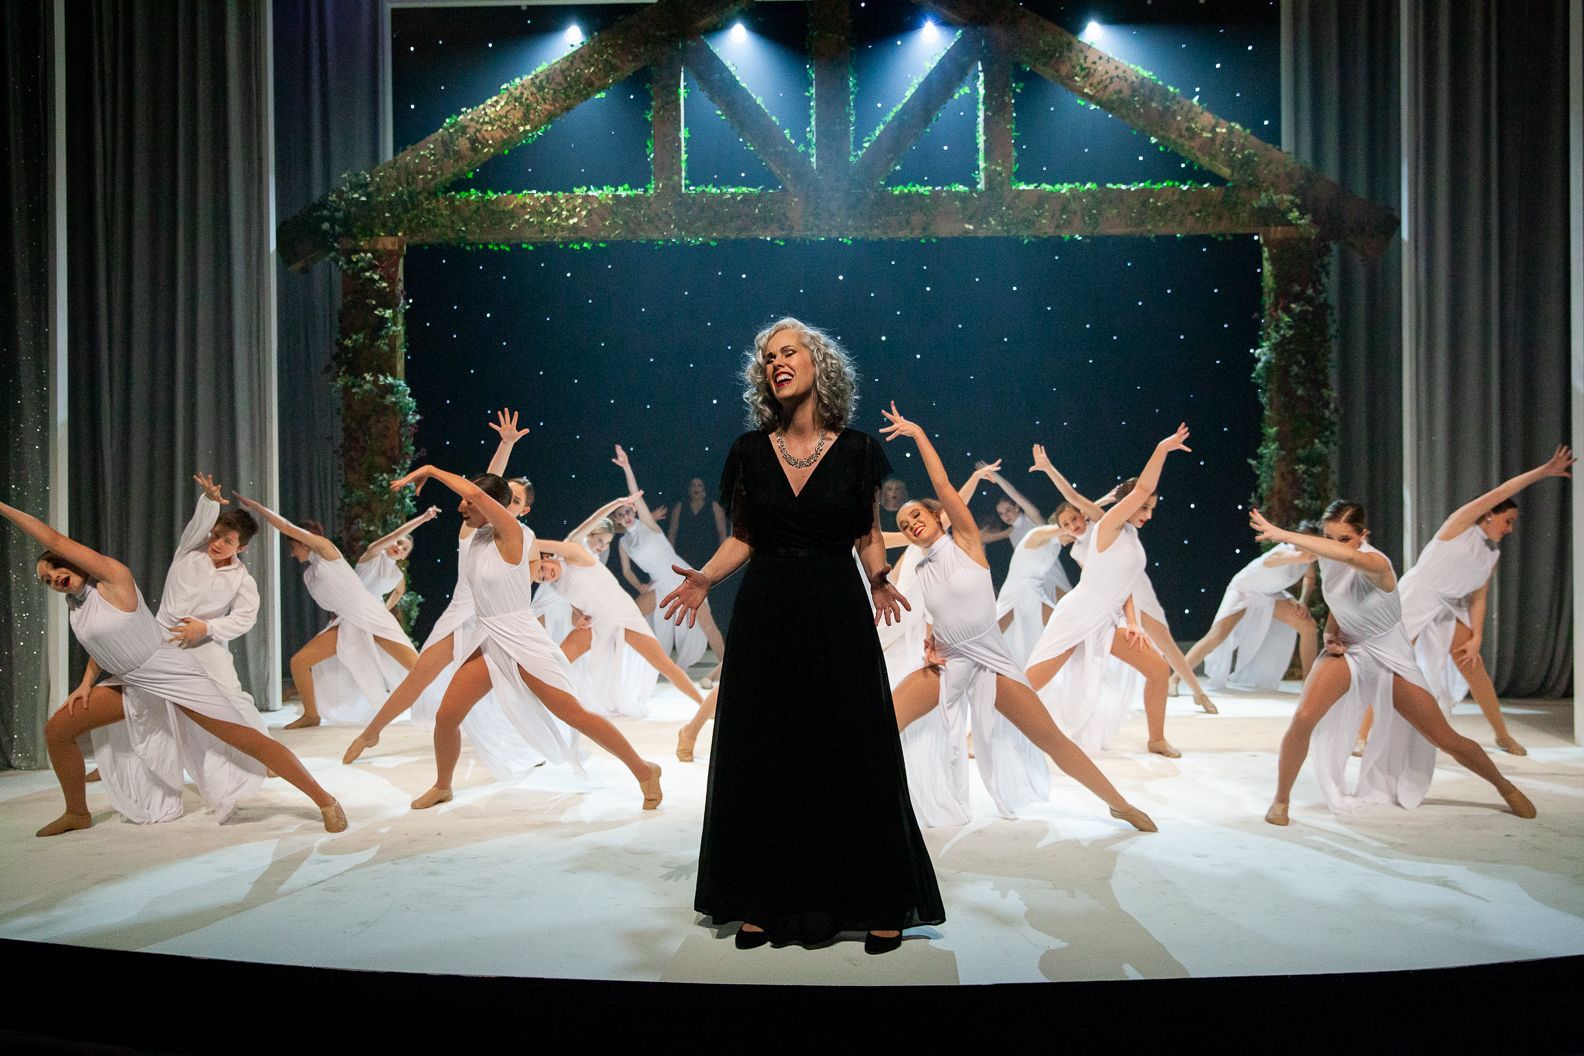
[659,564,711,627]
[872,579,912,626]
[1452,636,1483,670]
[650,504,669,523]
[489,408,530,445]
[878,401,924,443]
[193,473,228,504]
[421,505,442,522]
[389,466,430,494]
[1249,508,1283,543]
[1542,444,1576,478]
[973,458,1003,481]
[611,444,631,470]
[232,491,260,512]
[1029,444,1054,474]
[1157,423,1192,454]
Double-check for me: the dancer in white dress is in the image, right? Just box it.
[880,404,1156,831]
[535,496,708,723]
[974,459,1044,550]
[388,466,663,812]
[1251,503,1536,825]
[342,408,534,764]
[996,519,1073,666]
[250,499,425,729]
[1397,445,1574,756]
[1181,537,1318,692]
[611,444,727,684]
[1031,443,1217,715]
[1025,427,1191,757]
[4,498,345,836]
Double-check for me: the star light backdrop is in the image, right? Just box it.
[393,1,1280,642]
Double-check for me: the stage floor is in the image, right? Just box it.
[3,687,1582,986]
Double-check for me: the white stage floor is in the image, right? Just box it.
[3,686,1581,986]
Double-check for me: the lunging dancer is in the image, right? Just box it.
[389,466,661,812]
[3,496,345,836]
[881,404,1156,832]
[1025,427,1193,757]
[661,317,942,954]
[1397,445,1574,755]
[1250,503,1535,825]
[1180,534,1318,692]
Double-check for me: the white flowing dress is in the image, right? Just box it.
[554,557,660,718]
[1028,523,1146,752]
[901,537,1050,827]
[1203,544,1311,691]
[411,537,476,729]
[67,586,266,824]
[453,525,585,772]
[621,520,708,669]
[1399,527,1499,715]
[304,552,412,725]
[996,531,1067,666]
[1308,543,1438,811]
[874,546,929,689]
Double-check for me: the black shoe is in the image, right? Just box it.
[735,926,770,950]
[864,931,903,955]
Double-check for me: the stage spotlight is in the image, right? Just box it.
[921,18,940,41]
[1080,20,1103,43]
[564,24,584,45]
[730,21,748,42]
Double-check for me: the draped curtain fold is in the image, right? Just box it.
[272,0,383,662]
[65,1,278,710]
[0,0,54,768]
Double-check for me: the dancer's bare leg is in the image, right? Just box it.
[1388,674,1530,815]
[1354,705,1375,755]
[1449,621,1525,754]
[345,634,455,763]
[286,627,338,728]
[1272,600,1319,680]
[1109,630,1177,756]
[677,686,717,762]
[893,667,942,731]
[38,687,126,836]
[696,602,727,684]
[989,675,1154,829]
[174,706,342,829]
[560,627,593,663]
[374,635,420,669]
[524,664,661,807]
[1180,610,1244,675]
[1268,657,1351,824]
[625,630,705,705]
[1026,645,1077,692]
[414,651,490,808]
[1143,613,1215,713]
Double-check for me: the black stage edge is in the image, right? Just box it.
[5,939,1581,1053]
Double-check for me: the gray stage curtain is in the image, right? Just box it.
[0,1,53,768]
[1289,0,1574,696]
[65,1,279,708]
[272,0,383,661]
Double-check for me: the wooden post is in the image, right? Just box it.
[979,38,1014,192]
[1256,228,1336,529]
[651,44,683,198]
[810,0,853,189]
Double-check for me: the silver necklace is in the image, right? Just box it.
[774,429,829,469]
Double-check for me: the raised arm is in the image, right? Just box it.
[610,445,663,532]
[536,537,598,568]
[233,493,341,561]
[391,466,522,563]
[978,459,1043,523]
[958,460,997,506]
[1021,524,1066,551]
[1030,444,1104,522]
[177,473,227,556]
[879,401,984,564]
[1296,565,1316,607]
[359,506,440,564]
[1250,509,1394,590]
[1,499,135,601]
[383,577,406,612]
[1095,425,1192,548]
[484,408,529,477]
[1437,444,1574,540]
[567,492,645,546]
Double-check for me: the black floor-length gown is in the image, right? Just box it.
[695,428,945,943]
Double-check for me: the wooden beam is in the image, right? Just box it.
[809,0,853,186]
[402,185,1295,243]
[850,29,981,190]
[278,0,750,270]
[979,38,1014,191]
[682,39,818,197]
[650,45,683,197]
[916,0,1399,258]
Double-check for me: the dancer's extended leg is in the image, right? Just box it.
[697,602,727,684]
[286,627,338,729]
[1449,621,1525,754]
[1143,613,1216,713]
[38,687,126,836]
[524,664,661,808]
[1109,629,1176,755]
[1268,656,1350,824]
[1180,610,1244,675]
[625,630,705,705]
[677,686,717,762]
[1388,674,1530,816]
[413,650,490,807]
[1273,600,1319,680]
[1025,645,1077,692]
[560,627,593,662]
[345,633,456,763]
[893,667,942,731]
[374,635,420,669]
[174,706,343,830]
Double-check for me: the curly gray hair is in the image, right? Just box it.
[743,317,859,432]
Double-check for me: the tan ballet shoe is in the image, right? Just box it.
[1147,739,1181,759]
[1502,788,1536,819]
[676,729,696,763]
[1264,802,1290,826]
[1110,804,1158,832]
[1496,737,1528,757]
[1193,691,1218,715]
[36,811,93,838]
[343,732,380,765]
[266,769,277,779]
[411,786,453,810]
[84,768,102,783]
[320,799,348,833]
[640,762,663,810]
[283,713,320,730]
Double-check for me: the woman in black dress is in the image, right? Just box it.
[661,317,945,954]
[667,475,734,653]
